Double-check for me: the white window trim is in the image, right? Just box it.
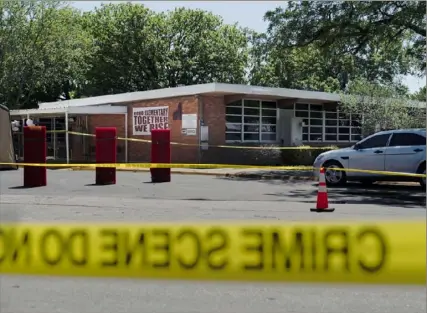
[295,104,363,143]
[225,99,278,143]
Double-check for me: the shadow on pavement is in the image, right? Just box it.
[8,185,45,190]
[266,183,426,208]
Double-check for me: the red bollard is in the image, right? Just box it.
[151,129,171,183]
[95,127,117,185]
[23,126,47,187]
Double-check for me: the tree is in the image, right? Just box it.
[411,86,426,102]
[80,4,249,97]
[80,3,164,96]
[0,0,90,109]
[247,31,342,92]
[340,79,425,136]
[264,1,425,85]
[158,7,249,87]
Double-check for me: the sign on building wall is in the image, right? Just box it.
[182,113,197,136]
[133,106,169,136]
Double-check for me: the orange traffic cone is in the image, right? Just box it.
[310,167,335,212]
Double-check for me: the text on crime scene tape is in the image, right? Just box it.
[0,222,425,285]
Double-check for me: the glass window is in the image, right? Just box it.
[243,125,259,132]
[261,117,276,124]
[325,134,337,141]
[295,111,309,118]
[261,125,276,132]
[244,108,259,116]
[226,123,241,131]
[310,104,322,111]
[389,133,426,147]
[225,133,241,141]
[225,98,277,142]
[261,101,276,109]
[295,102,363,142]
[225,115,241,123]
[225,106,241,115]
[359,134,390,149]
[325,112,337,119]
[243,100,259,108]
[261,109,276,117]
[310,111,322,118]
[244,133,259,141]
[243,116,259,124]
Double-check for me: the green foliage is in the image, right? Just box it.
[340,79,425,136]
[80,4,249,97]
[0,0,91,108]
[247,30,342,92]
[0,1,424,110]
[264,1,425,75]
[411,86,426,102]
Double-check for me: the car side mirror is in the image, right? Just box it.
[354,143,361,150]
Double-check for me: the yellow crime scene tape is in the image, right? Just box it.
[0,221,425,285]
[1,162,426,178]
[67,131,337,150]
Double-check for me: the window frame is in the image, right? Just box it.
[294,103,363,143]
[225,99,277,143]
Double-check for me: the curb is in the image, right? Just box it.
[70,166,314,181]
[226,173,315,181]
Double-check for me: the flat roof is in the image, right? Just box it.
[10,83,426,116]
[35,83,342,110]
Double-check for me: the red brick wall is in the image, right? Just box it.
[201,95,226,145]
[127,96,199,163]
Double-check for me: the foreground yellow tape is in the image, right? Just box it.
[0,221,425,285]
[0,162,425,178]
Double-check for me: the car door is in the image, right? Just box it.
[384,132,426,174]
[348,133,391,178]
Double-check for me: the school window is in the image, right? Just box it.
[225,99,277,142]
[294,103,362,142]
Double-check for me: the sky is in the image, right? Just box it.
[71,1,425,93]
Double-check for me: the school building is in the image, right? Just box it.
[8,83,423,165]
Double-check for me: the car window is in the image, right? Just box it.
[359,134,390,149]
[389,133,426,147]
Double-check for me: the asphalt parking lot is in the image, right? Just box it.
[0,169,425,313]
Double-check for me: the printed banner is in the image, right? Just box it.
[133,106,169,135]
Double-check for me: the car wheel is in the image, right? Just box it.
[322,161,347,187]
[418,163,426,189]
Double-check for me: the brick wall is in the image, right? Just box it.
[127,96,199,163]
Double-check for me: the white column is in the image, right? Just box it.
[65,111,69,164]
[53,117,56,160]
[124,113,128,162]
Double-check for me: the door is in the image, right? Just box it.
[384,132,426,174]
[348,133,391,177]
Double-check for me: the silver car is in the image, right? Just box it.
[313,129,426,187]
